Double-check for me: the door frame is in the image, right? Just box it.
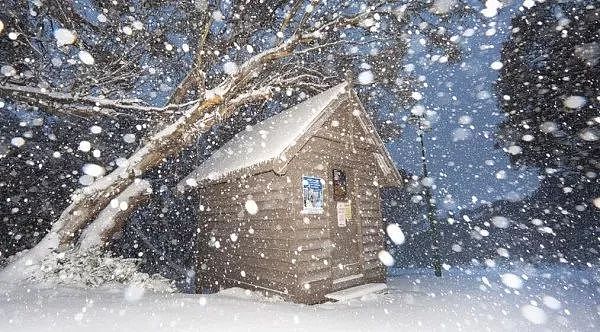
[327,164,363,272]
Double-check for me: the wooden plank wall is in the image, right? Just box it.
[287,100,387,297]
[196,170,299,297]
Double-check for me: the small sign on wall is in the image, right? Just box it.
[345,201,352,220]
[336,202,347,227]
[302,176,324,214]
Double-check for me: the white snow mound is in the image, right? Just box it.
[20,247,175,292]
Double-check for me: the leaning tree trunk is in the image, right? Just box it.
[0,8,372,280]
[77,179,153,249]
[0,95,223,280]
[0,40,289,280]
[57,95,224,248]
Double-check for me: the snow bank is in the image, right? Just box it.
[0,230,61,282]
[218,287,285,303]
[0,265,597,331]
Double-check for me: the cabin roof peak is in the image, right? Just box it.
[179,81,401,191]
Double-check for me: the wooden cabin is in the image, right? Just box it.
[178,81,402,304]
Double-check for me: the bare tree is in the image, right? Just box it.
[0,0,466,280]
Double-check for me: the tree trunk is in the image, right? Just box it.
[78,179,153,250]
[59,95,222,246]
[0,95,223,280]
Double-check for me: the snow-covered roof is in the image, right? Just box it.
[182,82,349,186]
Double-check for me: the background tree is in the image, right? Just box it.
[494,0,599,265]
[496,0,599,179]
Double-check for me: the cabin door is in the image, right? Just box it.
[329,168,362,289]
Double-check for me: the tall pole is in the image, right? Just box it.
[418,124,443,277]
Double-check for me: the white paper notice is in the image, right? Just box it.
[337,202,347,227]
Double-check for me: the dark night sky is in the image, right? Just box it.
[387,3,540,212]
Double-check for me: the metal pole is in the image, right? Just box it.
[418,128,443,277]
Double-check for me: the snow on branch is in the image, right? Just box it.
[204,4,381,103]
[78,179,152,250]
[0,82,198,118]
[216,86,275,117]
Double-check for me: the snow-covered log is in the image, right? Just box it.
[78,179,153,250]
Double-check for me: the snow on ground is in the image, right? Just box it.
[0,266,598,332]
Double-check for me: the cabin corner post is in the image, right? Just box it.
[195,230,217,294]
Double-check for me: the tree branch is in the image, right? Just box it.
[0,83,198,118]
[168,10,213,104]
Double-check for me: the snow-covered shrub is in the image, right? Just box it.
[27,247,175,292]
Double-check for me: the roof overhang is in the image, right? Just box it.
[177,83,403,193]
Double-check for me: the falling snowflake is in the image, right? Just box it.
[377,250,395,267]
[523,0,536,9]
[520,305,547,325]
[500,273,523,289]
[82,163,105,177]
[490,61,503,70]
[132,21,144,30]
[521,134,534,142]
[481,0,503,18]
[579,129,598,141]
[563,95,587,109]
[123,133,136,143]
[506,145,522,155]
[223,61,239,75]
[430,0,458,15]
[386,224,405,245]
[458,115,472,125]
[10,137,25,147]
[244,199,258,215]
[54,28,77,46]
[452,128,471,141]
[542,296,561,310]
[78,50,95,65]
[1,65,16,77]
[491,216,510,228]
[358,71,374,85]
[78,141,91,152]
[90,125,102,134]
